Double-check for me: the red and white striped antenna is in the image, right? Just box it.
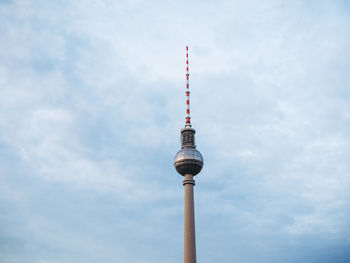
[185,45,191,127]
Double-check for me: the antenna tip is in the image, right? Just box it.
[186,45,188,50]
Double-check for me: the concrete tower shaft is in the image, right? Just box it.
[183,174,196,263]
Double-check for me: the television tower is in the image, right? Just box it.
[174,45,204,263]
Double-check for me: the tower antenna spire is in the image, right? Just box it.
[185,45,191,127]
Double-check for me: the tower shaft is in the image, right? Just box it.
[183,174,196,263]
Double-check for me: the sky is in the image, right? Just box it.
[0,0,350,262]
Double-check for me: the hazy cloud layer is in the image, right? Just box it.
[1,0,350,262]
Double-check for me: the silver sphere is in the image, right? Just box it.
[174,148,204,176]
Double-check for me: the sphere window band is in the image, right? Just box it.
[174,148,203,163]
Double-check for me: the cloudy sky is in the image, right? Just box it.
[1,0,350,262]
